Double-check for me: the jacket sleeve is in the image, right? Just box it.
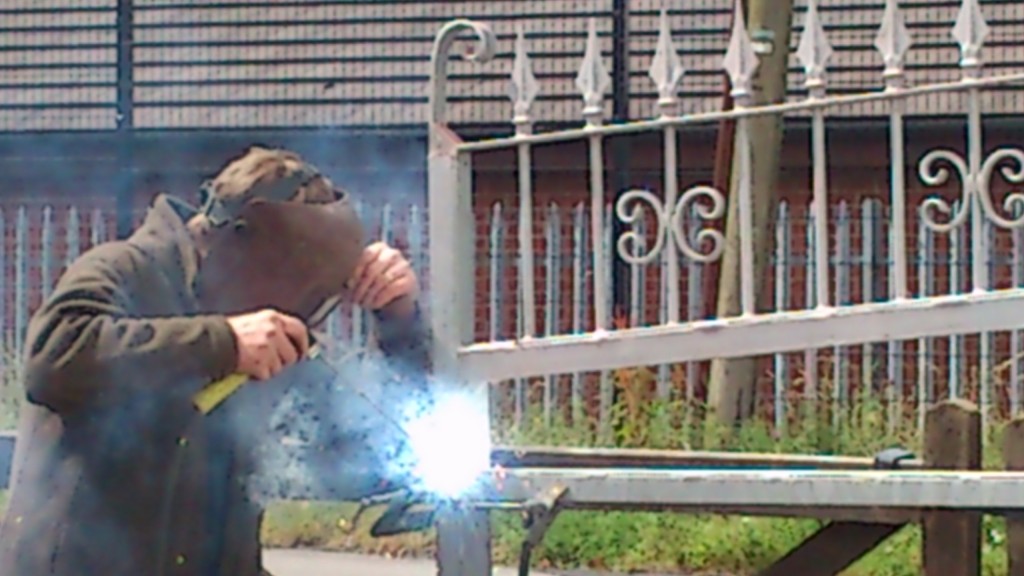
[23,243,239,415]
[373,303,433,375]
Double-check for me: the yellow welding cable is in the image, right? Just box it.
[192,343,324,415]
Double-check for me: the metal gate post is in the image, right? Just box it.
[428,20,498,576]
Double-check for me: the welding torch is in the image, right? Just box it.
[191,297,341,416]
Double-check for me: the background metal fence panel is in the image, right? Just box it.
[2,197,1022,434]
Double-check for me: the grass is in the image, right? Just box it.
[0,359,1016,575]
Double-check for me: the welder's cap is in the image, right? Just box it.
[195,162,365,325]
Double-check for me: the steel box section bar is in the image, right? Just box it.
[458,288,1024,383]
[476,468,1024,511]
[490,445,925,471]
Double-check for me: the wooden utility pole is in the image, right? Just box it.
[707,0,795,427]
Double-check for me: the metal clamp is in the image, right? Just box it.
[518,485,569,576]
[367,490,437,538]
[873,447,916,470]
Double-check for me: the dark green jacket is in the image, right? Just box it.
[0,195,431,576]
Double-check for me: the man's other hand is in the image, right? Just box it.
[227,309,310,380]
[349,242,420,316]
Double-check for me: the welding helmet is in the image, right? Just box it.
[193,162,365,324]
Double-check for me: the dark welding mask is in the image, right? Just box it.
[193,163,365,324]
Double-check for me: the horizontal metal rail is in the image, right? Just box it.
[456,71,1024,152]
[475,468,1024,512]
[491,445,925,471]
[459,288,1024,383]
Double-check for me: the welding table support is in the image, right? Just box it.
[516,486,569,576]
[754,448,917,576]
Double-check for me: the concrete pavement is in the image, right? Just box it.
[263,549,557,576]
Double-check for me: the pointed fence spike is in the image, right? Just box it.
[648,8,685,116]
[952,0,990,75]
[509,25,539,134]
[576,18,612,126]
[874,0,913,88]
[796,0,834,95]
[722,0,760,106]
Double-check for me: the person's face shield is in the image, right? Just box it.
[194,169,365,324]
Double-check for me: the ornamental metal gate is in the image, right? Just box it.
[425,0,1024,574]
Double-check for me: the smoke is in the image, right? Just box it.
[235,339,492,507]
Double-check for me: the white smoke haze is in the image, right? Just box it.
[244,340,493,508]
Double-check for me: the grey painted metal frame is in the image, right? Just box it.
[427,1,1024,574]
[473,468,1024,511]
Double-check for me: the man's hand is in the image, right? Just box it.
[227,309,310,380]
[350,242,420,316]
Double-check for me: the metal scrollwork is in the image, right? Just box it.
[918,147,1024,232]
[977,148,1024,229]
[672,185,727,262]
[614,185,726,266]
[918,149,971,233]
[615,190,668,265]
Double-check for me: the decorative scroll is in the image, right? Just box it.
[614,186,726,265]
[977,149,1024,229]
[919,147,1024,232]
[919,150,972,233]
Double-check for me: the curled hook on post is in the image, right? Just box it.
[428,19,499,133]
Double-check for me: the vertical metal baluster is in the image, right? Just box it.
[650,7,685,402]
[571,203,586,421]
[917,211,935,434]
[954,0,990,426]
[686,205,702,416]
[797,0,834,423]
[833,202,850,430]
[602,204,615,438]
[66,206,81,265]
[723,0,760,316]
[798,0,833,311]
[576,18,613,440]
[875,0,914,434]
[544,205,562,426]
[876,0,912,302]
[41,207,53,301]
[14,208,27,359]
[90,208,104,248]
[651,6,684,327]
[510,28,538,424]
[488,204,507,422]
[861,200,876,401]
[512,26,538,344]
[886,213,903,435]
[1013,202,1024,417]
[805,209,818,413]
[629,218,642,328]
[774,202,791,431]
[950,209,963,399]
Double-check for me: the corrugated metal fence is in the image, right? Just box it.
[2,197,1022,434]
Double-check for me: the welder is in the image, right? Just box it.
[0,146,432,576]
